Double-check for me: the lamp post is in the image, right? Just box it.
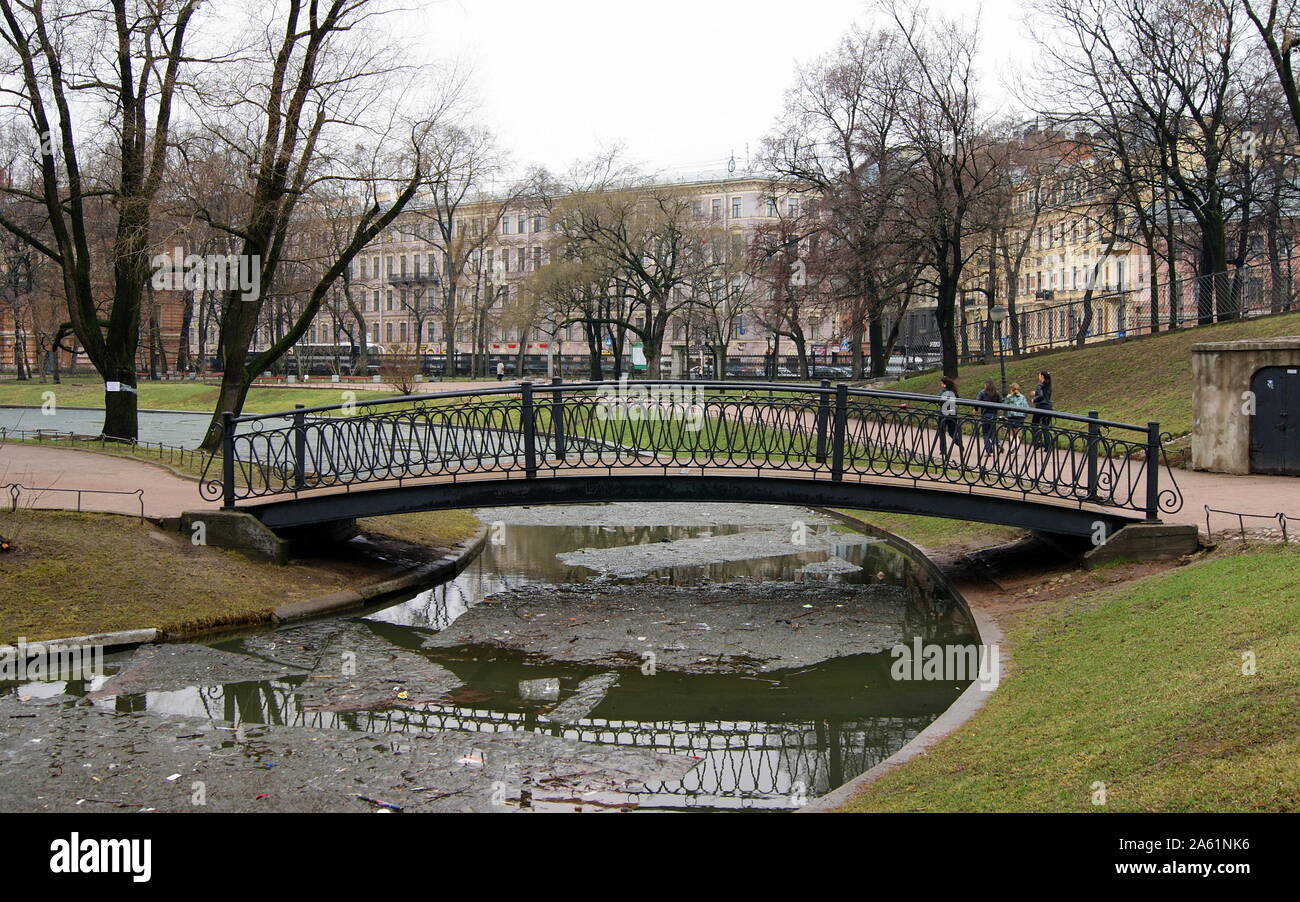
[990,303,1009,395]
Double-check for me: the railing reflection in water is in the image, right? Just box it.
[135,678,933,808]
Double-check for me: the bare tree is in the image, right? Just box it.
[762,22,922,377]
[1031,0,1258,325]
[884,0,1000,378]
[191,1,458,450]
[0,0,204,440]
[546,164,703,379]
[402,123,524,380]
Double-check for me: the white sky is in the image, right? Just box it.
[400,0,1039,178]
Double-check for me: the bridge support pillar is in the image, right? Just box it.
[180,509,291,564]
[1083,522,1201,569]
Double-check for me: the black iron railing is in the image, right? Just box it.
[202,380,1182,519]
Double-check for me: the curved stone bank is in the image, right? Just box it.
[800,514,1006,813]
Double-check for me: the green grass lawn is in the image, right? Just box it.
[840,544,1300,812]
[0,508,481,643]
[890,309,1300,437]
[0,377,400,414]
[833,509,1022,552]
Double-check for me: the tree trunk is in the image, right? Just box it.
[935,272,959,379]
[866,316,885,378]
[101,356,140,442]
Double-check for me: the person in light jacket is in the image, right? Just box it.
[1005,382,1029,443]
[936,376,962,456]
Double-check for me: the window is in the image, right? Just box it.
[428,322,436,341]
[533,215,543,233]
[385,322,393,341]
[787,198,799,216]
[399,321,407,341]
[371,322,379,342]
[766,197,777,217]
[502,217,511,235]
[711,198,722,219]
[385,256,394,277]
[386,290,394,311]
[518,215,526,234]
[731,197,742,218]
[533,247,543,270]
[359,258,368,279]
[517,247,526,271]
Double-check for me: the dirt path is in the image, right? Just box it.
[0,444,216,518]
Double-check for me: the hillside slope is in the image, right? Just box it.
[891,310,1300,437]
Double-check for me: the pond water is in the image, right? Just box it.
[0,406,217,447]
[4,503,979,812]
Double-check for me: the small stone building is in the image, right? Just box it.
[1192,337,1300,475]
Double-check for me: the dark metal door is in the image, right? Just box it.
[1250,366,1300,475]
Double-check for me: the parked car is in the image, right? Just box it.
[810,365,853,380]
[884,354,927,375]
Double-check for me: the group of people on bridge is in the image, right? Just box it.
[934,370,1056,457]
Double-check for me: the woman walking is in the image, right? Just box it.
[936,376,963,458]
[1031,371,1054,450]
[975,379,1001,454]
[1005,382,1029,443]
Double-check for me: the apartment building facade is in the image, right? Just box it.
[242,171,832,376]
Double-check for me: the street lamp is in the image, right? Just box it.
[990,303,1009,395]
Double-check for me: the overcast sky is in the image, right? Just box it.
[401,0,1038,178]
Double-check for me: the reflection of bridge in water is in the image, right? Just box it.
[133,679,936,808]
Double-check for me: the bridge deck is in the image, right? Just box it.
[242,460,1140,538]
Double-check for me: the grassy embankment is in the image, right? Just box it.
[840,543,1300,811]
[891,309,1300,439]
[0,508,480,644]
[833,509,1022,553]
[0,377,401,414]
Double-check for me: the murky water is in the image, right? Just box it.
[4,504,979,811]
[0,407,219,446]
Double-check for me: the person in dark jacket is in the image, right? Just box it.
[1031,370,1054,450]
[975,378,1001,453]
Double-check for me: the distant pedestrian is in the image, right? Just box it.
[936,376,963,456]
[496,361,505,382]
[1005,382,1029,442]
[975,378,1001,453]
[1031,370,1054,450]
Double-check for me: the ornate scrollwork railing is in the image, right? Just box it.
[201,380,1181,519]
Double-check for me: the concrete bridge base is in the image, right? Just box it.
[177,510,357,564]
[1083,522,1201,568]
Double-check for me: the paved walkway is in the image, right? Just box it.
[2,440,1296,534]
[0,444,216,518]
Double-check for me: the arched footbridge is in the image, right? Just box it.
[202,380,1183,540]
